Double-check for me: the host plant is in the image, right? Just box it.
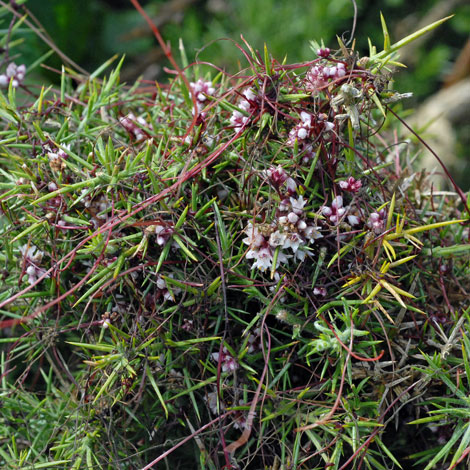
[0,1,469,469]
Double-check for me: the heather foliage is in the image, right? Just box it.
[0,4,469,470]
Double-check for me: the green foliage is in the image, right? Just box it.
[0,3,469,470]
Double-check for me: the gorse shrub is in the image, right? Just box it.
[0,2,469,470]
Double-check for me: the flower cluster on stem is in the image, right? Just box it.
[230,88,259,130]
[243,193,322,272]
[211,346,238,373]
[119,113,149,140]
[367,209,387,234]
[20,245,48,285]
[156,274,181,302]
[305,61,347,94]
[190,79,215,116]
[322,195,362,227]
[0,63,26,88]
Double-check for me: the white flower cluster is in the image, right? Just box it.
[339,176,362,193]
[119,113,149,140]
[367,209,386,234]
[286,112,334,156]
[0,63,26,88]
[305,62,347,93]
[47,143,70,172]
[243,195,322,272]
[322,195,361,226]
[230,88,258,130]
[20,244,49,285]
[189,79,215,116]
[211,346,238,372]
[264,165,297,194]
[156,274,181,302]
[287,111,314,146]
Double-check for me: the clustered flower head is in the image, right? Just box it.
[316,47,331,58]
[243,194,322,272]
[119,113,149,140]
[211,346,238,373]
[305,61,347,93]
[190,79,215,116]
[181,318,194,332]
[156,274,181,302]
[287,111,314,146]
[265,165,297,194]
[0,62,26,88]
[322,195,346,225]
[286,112,334,162]
[243,222,290,272]
[46,143,70,172]
[144,223,175,246]
[367,209,387,234]
[20,244,49,285]
[230,87,259,130]
[339,176,362,193]
[321,195,362,227]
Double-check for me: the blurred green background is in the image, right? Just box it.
[16,0,470,187]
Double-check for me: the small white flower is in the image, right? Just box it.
[156,275,166,290]
[242,88,256,101]
[290,196,307,214]
[20,244,48,285]
[303,225,323,241]
[332,195,343,209]
[313,287,327,297]
[230,110,249,129]
[243,222,265,248]
[283,232,303,253]
[300,112,313,125]
[269,230,287,247]
[251,247,273,272]
[347,214,361,226]
[26,265,36,276]
[286,177,297,193]
[276,250,291,268]
[20,244,44,264]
